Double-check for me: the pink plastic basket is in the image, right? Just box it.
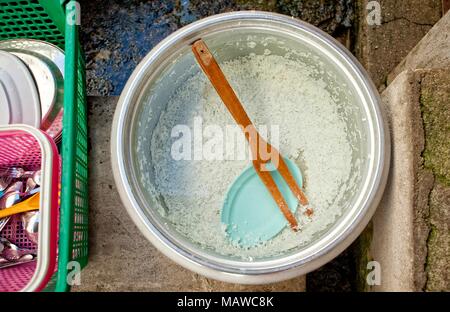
[0,125,59,292]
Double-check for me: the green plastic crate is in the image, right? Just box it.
[0,0,88,292]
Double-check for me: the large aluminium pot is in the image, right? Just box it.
[111,11,390,284]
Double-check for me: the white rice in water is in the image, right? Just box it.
[143,54,354,259]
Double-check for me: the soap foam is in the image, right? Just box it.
[144,54,354,259]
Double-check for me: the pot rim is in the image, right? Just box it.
[111,11,390,284]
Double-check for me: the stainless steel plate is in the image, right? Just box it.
[0,51,41,128]
[8,50,64,134]
[0,39,65,143]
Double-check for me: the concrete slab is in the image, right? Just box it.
[353,6,450,292]
[367,68,450,292]
[369,70,432,291]
[354,0,442,88]
[388,11,450,84]
[72,96,306,292]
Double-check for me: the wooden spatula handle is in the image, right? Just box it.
[191,39,300,230]
[192,39,271,159]
[192,40,254,130]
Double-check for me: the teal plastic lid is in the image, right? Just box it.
[221,158,303,247]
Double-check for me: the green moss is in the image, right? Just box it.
[353,222,374,291]
[425,224,438,290]
[420,72,450,186]
[425,182,450,291]
[426,224,438,248]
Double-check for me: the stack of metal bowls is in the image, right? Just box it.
[0,39,64,143]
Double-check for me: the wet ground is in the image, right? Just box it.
[80,0,354,95]
[80,0,356,292]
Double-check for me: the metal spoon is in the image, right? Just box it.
[0,168,40,181]
[0,254,35,269]
[22,180,41,244]
[21,211,39,244]
[0,168,40,194]
[30,170,41,186]
[25,178,40,195]
[0,238,36,261]
[0,167,26,178]
[0,177,10,192]
[0,181,22,232]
